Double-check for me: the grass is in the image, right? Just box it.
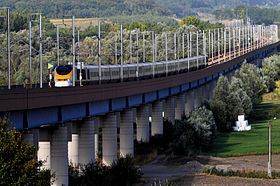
[208,86,280,157]
[203,167,280,179]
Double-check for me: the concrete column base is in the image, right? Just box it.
[95,134,99,159]
[94,117,100,159]
[164,96,175,125]
[209,80,217,99]
[194,87,202,109]
[102,113,118,166]
[202,84,209,102]
[151,100,163,136]
[38,141,51,169]
[175,94,186,120]
[120,109,134,157]
[50,125,69,186]
[185,90,194,117]
[136,105,150,143]
[79,118,95,165]
[68,133,79,166]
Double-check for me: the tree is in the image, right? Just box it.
[188,106,216,144]
[234,62,267,105]
[173,106,216,155]
[210,75,251,131]
[262,55,280,91]
[213,75,230,103]
[209,75,231,131]
[69,156,142,186]
[229,77,252,116]
[180,16,201,27]
[0,117,52,185]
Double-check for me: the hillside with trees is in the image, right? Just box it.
[213,5,280,25]
[0,0,279,19]
[0,0,172,18]
[154,0,280,18]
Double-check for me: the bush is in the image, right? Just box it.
[173,106,216,155]
[203,167,280,179]
[69,156,143,186]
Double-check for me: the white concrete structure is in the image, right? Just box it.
[185,90,194,117]
[233,115,251,131]
[120,109,134,157]
[209,79,217,99]
[202,84,209,102]
[102,113,118,166]
[151,100,163,136]
[68,132,79,165]
[93,117,100,159]
[68,119,95,166]
[175,94,186,120]
[38,141,51,169]
[136,105,150,142]
[194,87,202,109]
[164,96,175,125]
[79,118,95,164]
[51,125,69,186]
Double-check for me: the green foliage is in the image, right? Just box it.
[0,0,172,19]
[69,156,142,186]
[209,55,280,132]
[210,118,280,156]
[173,106,216,155]
[262,55,280,91]
[209,75,231,131]
[180,16,201,27]
[203,167,280,179]
[109,15,179,31]
[180,16,224,30]
[0,11,54,33]
[230,77,252,117]
[0,118,52,185]
[234,62,267,105]
[210,74,253,131]
[154,0,279,18]
[213,5,280,25]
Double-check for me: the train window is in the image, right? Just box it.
[56,65,73,75]
[90,72,98,77]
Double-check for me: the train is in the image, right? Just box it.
[54,55,208,87]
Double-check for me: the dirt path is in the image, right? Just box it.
[141,154,280,185]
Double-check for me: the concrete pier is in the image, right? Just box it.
[151,100,163,136]
[194,87,202,109]
[164,96,175,125]
[120,109,134,157]
[136,105,150,143]
[185,90,194,117]
[102,113,118,166]
[175,94,186,120]
[50,125,69,186]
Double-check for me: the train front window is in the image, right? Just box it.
[56,65,73,75]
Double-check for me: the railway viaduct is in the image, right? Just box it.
[0,41,279,185]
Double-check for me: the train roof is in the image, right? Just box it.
[81,55,206,69]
